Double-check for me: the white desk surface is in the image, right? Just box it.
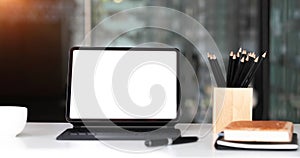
[1,123,299,158]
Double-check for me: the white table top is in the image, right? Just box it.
[1,123,299,158]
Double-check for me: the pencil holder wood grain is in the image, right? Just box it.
[213,87,253,134]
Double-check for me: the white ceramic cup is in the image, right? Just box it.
[0,106,27,137]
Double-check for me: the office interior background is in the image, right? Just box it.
[0,0,299,123]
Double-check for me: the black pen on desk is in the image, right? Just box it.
[145,136,198,147]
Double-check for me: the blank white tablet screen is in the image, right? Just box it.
[69,49,177,119]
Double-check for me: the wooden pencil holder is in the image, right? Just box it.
[213,87,253,134]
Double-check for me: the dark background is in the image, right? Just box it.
[0,0,299,122]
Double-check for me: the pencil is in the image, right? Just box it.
[232,49,241,81]
[208,53,221,87]
[248,52,255,62]
[212,55,226,87]
[238,47,242,54]
[232,57,245,87]
[240,56,259,87]
[252,52,256,59]
[230,54,238,87]
[236,55,251,86]
[226,51,234,87]
[240,49,247,60]
[242,51,268,87]
[236,48,241,61]
[229,54,237,87]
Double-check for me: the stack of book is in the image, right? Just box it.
[215,121,298,150]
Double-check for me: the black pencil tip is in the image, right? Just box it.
[233,54,237,59]
[262,51,267,58]
[241,57,245,62]
[238,47,242,52]
[242,50,247,55]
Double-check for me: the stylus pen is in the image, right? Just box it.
[145,136,198,147]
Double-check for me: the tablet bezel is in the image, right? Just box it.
[66,47,180,127]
